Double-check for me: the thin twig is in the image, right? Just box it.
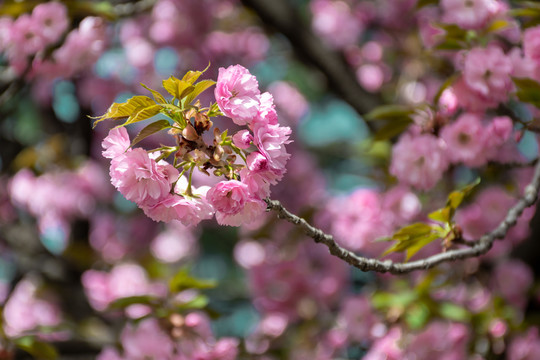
[265,157,540,274]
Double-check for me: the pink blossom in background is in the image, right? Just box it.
[8,14,45,56]
[440,113,489,167]
[337,296,380,343]
[363,327,403,360]
[121,319,175,359]
[452,77,499,112]
[3,278,62,338]
[405,321,469,360]
[507,327,540,360]
[215,64,261,125]
[328,189,392,255]
[268,81,309,123]
[382,186,421,225]
[493,259,534,309]
[441,0,497,29]
[523,25,540,63]
[310,0,364,49]
[150,222,198,263]
[390,133,449,190]
[463,47,513,103]
[31,2,69,45]
[357,64,385,92]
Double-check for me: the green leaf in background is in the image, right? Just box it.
[108,295,159,310]
[405,303,431,330]
[15,336,58,360]
[439,302,471,322]
[364,104,414,122]
[416,0,439,9]
[169,268,217,293]
[514,77,540,108]
[373,117,413,141]
[131,119,172,146]
[175,294,210,310]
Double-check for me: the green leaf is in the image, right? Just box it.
[405,304,431,330]
[428,207,452,223]
[182,63,211,84]
[92,96,156,128]
[141,83,167,104]
[123,104,162,126]
[163,77,193,99]
[439,303,470,322]
[514,77,540,108]
[373,118,412,141]
[416,0,438,9]
[364,104,414,121]
[382,223,444,260]
[446,177,481,211]
[15,337,58,360]
[169,268,217,293]
[108,295,158,310]
[184,80,216,105]
[486,19,511,32]
[131,119,172,146]
[433,39,466,51]
[176,294,210,310]
[372,291,417,309]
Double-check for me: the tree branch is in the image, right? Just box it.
[240,0,381,118]
[265,158,540,274]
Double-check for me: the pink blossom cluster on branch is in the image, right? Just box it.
[101,65,291,227]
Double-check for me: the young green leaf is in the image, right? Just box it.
[169,268,217,293]
[15,337,58,360]
[108,295,159,310]
[131,119,172,146]
[141,83,167,104]
[163,77,193,99]
[364,104,414,122]
[184,80,216,105]
[92,95,156,128]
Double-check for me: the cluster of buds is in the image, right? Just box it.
[96,65,291,226]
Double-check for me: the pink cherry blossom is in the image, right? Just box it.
[524,25,540,63]
[328,189,393,255]
[109,148,178,206]
[232,129,253,149]
[215,64,261,125]
[494,259,533,309]
[310,0,364,49]
[9,14,45,56]
[507,328,540,360]
[3,277,62,338]
[251,122,292,179]
[31,2,69,45]
[463,47,513,103]
[102,127,131,159]
[441,0,497,29]
[121,319,175,359]
[338,296,379,343]
[440,113,488,167]
[207,180,266,226]
[390,132,449,190]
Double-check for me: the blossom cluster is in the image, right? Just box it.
[102,65,291,226]
[0,2,106,78]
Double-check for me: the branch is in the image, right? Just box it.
[265,158,540,274]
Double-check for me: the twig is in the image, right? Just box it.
[265,157,540,274]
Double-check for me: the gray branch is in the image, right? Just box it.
[265,159,540,274]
